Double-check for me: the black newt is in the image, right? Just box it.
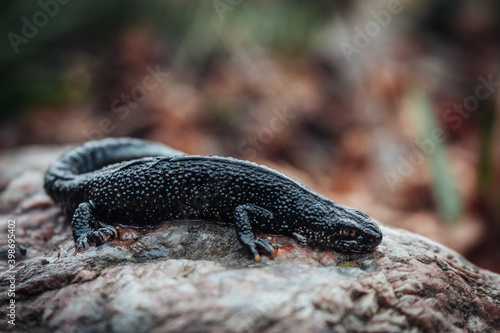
[44,138,382,261]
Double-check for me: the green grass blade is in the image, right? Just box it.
[405,91,463,223]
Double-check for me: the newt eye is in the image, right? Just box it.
[341,228,358,239]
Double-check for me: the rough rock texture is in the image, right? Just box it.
[1,146,500,333]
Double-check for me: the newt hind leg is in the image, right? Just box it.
[71,201,119,252]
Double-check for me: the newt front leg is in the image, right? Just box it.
[234,204,279,262]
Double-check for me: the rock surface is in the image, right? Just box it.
[1,146,500,333]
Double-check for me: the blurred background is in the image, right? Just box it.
[0,0,499,272]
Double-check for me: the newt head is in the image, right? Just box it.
[326,205,382,254]
[298,202,383,254]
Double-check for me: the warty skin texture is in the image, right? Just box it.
[44,138,383,260]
